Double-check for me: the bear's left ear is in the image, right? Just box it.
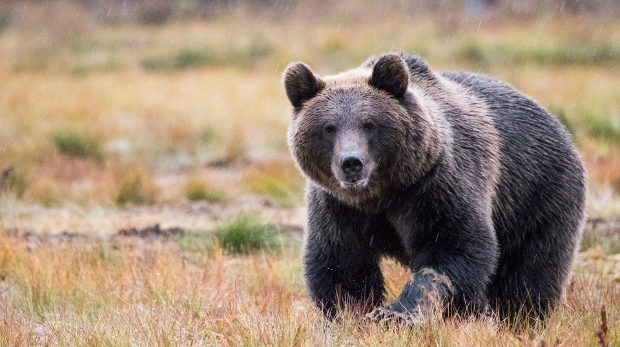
[369,54,409,99]
[282,62,325,110]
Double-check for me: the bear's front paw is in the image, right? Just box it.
[365,307,423,326]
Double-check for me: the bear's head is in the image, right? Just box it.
[283,53,442,210]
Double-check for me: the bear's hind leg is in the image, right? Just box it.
[487,219,582,323]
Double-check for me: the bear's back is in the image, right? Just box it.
[440,71,585,252]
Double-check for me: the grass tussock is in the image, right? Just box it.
[52,129,104,164]
[215,214,281,255]
[184,175,227,204]
[114,166,159,206]
[0,166,28,199]
[0,232,618,346]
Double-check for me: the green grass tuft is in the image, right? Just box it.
[215,214,280,255]
[51,129,104,164]
[1,166,28,198]
[184,177,227,203]
[114,171,158,206]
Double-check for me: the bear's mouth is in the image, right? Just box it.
[339,178,369,190]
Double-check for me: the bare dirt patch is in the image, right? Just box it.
[0,196,306,236]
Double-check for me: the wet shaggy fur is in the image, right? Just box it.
[283,53,586,324]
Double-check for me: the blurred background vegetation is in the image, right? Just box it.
[0,0,619,216]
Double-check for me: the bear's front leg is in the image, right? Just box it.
[367,268,453,325]
[304,187,385,317]
[369,193,498,325]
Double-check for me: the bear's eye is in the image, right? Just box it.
[363,122,375,132]
[325,125,336,134]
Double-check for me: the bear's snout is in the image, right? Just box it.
[335,151,371,189]
[340,155,364,175]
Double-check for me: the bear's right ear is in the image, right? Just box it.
[282,62,325,110]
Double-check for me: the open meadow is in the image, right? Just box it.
[1,1,620,345]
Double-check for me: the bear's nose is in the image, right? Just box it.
[341,155,364,175]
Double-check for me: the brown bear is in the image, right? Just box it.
[282,53,586,324]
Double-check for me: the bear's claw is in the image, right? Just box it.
[365,307,423,326]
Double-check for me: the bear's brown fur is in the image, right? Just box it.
[283,53,585,324]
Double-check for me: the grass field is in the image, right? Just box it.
[1,1,620,345]
[1,223,619,346]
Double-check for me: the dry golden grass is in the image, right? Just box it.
[0,231,618,346]
[0,11,619,213]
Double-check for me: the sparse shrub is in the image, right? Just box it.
[52,129,104,164]
[215,214,279,254]
[115,169,158,206]
[184,176,227,203]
